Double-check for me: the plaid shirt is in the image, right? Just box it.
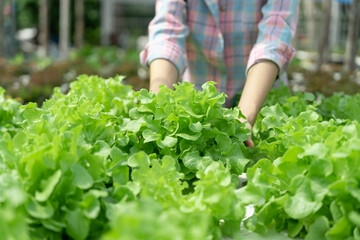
[140,0,299,106]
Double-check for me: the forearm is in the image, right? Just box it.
[238,61,278,126]
[149,59,178,94]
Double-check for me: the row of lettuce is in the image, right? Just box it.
[244,87,360,239]
[0,75,359,240]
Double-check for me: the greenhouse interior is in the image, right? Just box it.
[0,0,360,239]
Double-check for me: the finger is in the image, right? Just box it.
[244,139,254,148]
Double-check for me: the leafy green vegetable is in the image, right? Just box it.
[102,198,211,240]
[1,76,360,240]
[0,76,250,239]
[241,85,360,239]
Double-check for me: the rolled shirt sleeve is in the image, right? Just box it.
[140,0,189,77]
[246,0,299,77]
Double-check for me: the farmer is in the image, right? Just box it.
[140,0,299,147]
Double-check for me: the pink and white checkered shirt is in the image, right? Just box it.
[140,0,299,107]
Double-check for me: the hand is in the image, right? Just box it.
[244,123,254,148]
[237,118,254,148]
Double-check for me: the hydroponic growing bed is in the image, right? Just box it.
[0,75,359,240]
